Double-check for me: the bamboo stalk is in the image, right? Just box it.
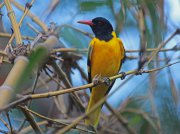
[0,56,29,107]
[5,0,35,47]
[0,35,58,108]
[4,0,22,44]
[10,0,48,32]
[1,59,179,112]
[0,59,179,121]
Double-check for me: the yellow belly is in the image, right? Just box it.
[91,38,121,78]
[85,37,123,126]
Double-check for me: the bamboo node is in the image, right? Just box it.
[14,56,29,63]
[25,2,32,10]
[7,45,29,62]
[7,10,14,16]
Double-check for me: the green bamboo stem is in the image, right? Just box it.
[0,36,59,108]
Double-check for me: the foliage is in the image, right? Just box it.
[0,0,179,134]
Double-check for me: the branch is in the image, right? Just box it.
[0,32,35,40]
[143,29,180,69]
[105,102,135,134]
[5,0,35,48]
[10,0,48,32]
[0,36,58,108]
[55,60,180,133]
[51,45,180,54]
[4,0,22,44]
[0,117,10,131]
[18,106,95,134]
[1,60,179,112]
[19,106,43,134]
[19,121,48,134]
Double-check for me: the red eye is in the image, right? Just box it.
[98,21,104,24]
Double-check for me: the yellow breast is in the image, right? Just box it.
[90,36,123,78]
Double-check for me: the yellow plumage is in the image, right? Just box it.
[85,31,125,127]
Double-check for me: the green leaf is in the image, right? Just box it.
[80,1,108,11]
[15,46,48,92]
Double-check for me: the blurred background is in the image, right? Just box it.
[0,0,180,133]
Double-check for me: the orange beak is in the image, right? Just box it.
[77,20,94,26]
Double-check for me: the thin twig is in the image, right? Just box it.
[19,106,43,134]
[51,46,180,54]
[11,0,48,32]
[164,53,178,105]
[54,60,180,133]
[0,32,35,40]
[18,106,95,134]
[0,129,8,134]
[18,71,40,131]
[0,60,179,112]
[50,60,85,111]
[19,121,48,134]
[0,117,10,131]
[57,24,93,38]
[6,112,13,133]
[143,29,179,69]
[105,102,135,134]
[27,23,40,34]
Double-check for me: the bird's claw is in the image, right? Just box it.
[92,75,111,86]
[136,69,143,75]
[102,77,111,86]
[119,72,126,80]
[92,74,101,86]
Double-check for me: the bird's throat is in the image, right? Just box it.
[95,33,113,42]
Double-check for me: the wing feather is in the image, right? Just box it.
[87,41,94,92]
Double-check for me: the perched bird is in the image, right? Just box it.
[78,17,125,127]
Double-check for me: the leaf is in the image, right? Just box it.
[80,1,107,11]
[60,27,89,49]
[15,46,48,92]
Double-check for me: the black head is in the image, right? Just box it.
[78,17,113,41]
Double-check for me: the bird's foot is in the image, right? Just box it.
[119,72,126,80]
[92,75,111,86]
[136,69,143,75]
[92,74,101,86]
[102,77,111,86]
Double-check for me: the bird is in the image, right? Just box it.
[78,17,125,127]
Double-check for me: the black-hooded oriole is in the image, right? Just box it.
[78,17,125,127]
